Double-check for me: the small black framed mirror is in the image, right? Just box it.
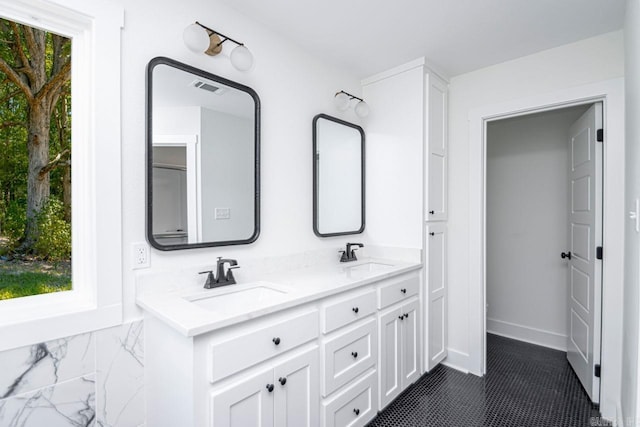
[313,114,365,237]
[146,57,260,250]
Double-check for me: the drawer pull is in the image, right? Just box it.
[351,351,358,358]
[266,384,274,392]
[272,337,281,345]
[352,307,359,314]
[278,377,287,386]
[353,408,360,416]
[400,288,407,294]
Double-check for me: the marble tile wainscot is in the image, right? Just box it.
[0,321,145,427]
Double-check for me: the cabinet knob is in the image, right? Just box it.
[404,313,409,318]
[278,377,287,386]
[398,315,404,320]
[429,210,435,215]
[353,408,360,416]
[430,232,435,236]
[266,384,274,392]
[352,307,359,314]
[400,288,407,294]
[272,337,281,345]
[351,351,358,358]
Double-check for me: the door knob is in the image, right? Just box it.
[561,251,572,260]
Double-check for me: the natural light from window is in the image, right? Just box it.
[0,18,72,300]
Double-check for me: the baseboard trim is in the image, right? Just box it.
[441,348,470,374]
[487,318,567,351]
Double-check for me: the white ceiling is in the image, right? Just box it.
[220,0,625,78]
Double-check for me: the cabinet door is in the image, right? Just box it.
[426,73,448,221]
[426,224,448,371]
[210,368,274,427]
[400,298,420,387]
[378,306,402,409]
[274,348,319,427]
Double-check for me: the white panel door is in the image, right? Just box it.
[427,224,447,371]
[210,368,274,427]
[274,348,319,427]
[400,298,420,387]
[566,103,602,403]
[426,73,448,221]
[378,306,402,409]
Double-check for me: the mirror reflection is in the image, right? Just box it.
[313,114,365,237]
[147,57,260,250]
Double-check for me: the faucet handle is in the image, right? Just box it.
[198,270,215,289]
[226,266,240,284]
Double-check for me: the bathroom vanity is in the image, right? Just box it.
[138,257,422,427]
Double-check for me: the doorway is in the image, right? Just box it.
[485,103,603,403]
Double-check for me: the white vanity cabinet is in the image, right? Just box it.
[211,346,319,427]
[377,274,421,409]
[145,307,320,427]
[320,288,379,427]
[142,264,423,427]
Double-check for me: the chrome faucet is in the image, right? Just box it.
[340,243,364,263]
[199,257,239,289]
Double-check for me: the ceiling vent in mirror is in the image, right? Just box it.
[190,80,227,95]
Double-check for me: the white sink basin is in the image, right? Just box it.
[343,262,394,275]
[186,282,290,315]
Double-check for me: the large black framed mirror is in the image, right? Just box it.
[313,114,365,237]
[146,57,260,250]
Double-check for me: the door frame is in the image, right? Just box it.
[467,78,624,420]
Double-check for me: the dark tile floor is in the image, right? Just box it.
[368,334,606,427]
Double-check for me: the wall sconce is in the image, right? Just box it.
[334,90,370,118]
[183,21,254,71]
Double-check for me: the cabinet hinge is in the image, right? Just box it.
[595,364,601,378]
[597,129,603,142]
[596,246,603,260]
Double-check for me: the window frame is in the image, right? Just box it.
[0,0,123,351]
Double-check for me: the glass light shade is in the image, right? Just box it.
[334,92,350,111]
[230,45,254,71]
[183,24,210,53]
[354,100,370,118]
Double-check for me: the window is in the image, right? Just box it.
[0,18,72,301]
[0,0,123,351]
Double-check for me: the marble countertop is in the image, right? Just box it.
[136,257,422,337]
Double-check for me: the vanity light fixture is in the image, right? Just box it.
[183,21,254,71]
[334,90,370,118]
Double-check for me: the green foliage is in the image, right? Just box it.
[1,199,26,249]
[0,270,71,300]
[33,197,71,260]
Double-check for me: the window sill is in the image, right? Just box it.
[0,292,121,352]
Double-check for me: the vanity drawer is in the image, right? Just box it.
[377,274,419,309]
[208,309,319,383]
[322,318,377,397]
[322,369,377,427]
[322,289,376,334]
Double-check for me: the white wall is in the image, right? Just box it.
[447,31,625,418]
[200,108,254,242]
[361,60,425,250]
[115,0,364,320]
[622,0,640,424]
[486,107,587,350]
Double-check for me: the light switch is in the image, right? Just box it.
[215,207,231,220]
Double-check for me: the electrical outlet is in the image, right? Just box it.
[132,242,150,269]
